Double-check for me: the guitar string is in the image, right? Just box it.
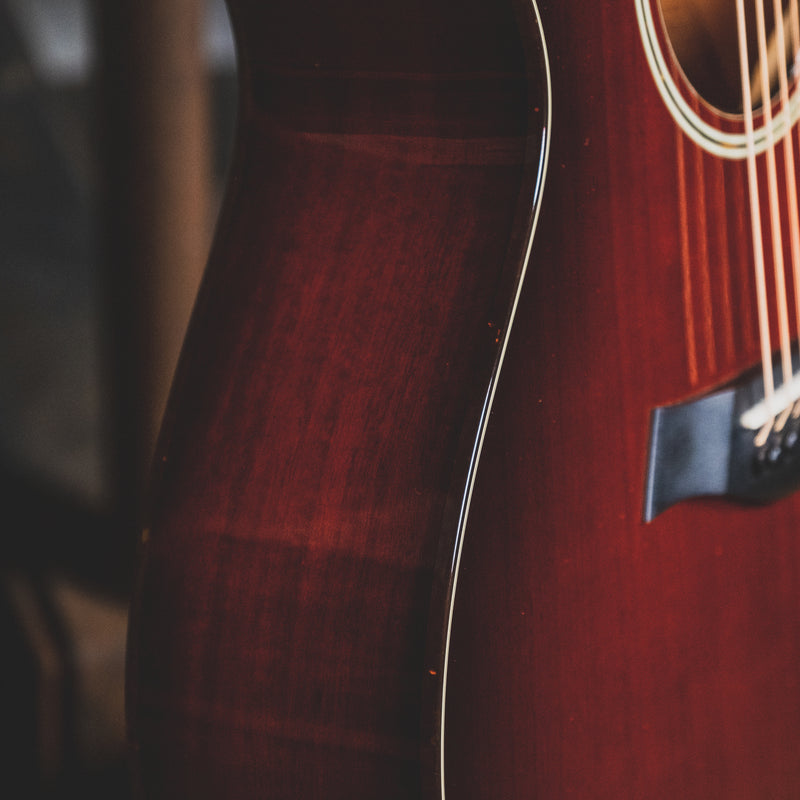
[755,0,793,417]
[772,0,800,425]
[786,0,800,417]
[765,0,800,427]
[737,0,776,439]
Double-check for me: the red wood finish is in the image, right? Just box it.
[128,0,800,797]
[444,2,800,798]
[126,2,546,798]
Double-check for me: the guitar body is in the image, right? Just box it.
[444,2,800,798]
[127,1,800,798]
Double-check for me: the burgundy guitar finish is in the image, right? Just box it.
[445,3,800,800]
[127,1,800,798]
[127,1,546,797]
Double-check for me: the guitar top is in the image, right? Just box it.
[127,1,800,797]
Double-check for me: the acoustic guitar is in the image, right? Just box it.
[127,0,800,797]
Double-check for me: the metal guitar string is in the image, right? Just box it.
[737,0,777,442]
[786,0,800,419]
[755,0,794,427]
[770,0,800,427]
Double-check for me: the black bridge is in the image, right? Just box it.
[644,358,800,521]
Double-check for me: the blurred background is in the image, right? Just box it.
[0,0,237,795]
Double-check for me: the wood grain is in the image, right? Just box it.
[444,2,800,797]
[126,2,546,797]
[129,0,800,797]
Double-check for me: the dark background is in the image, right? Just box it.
[0,1,237,795]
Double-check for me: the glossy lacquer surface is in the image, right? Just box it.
[444,2,800,799]
[126,1,546,798]
[128,1,800,798]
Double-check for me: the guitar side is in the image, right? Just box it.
[125,2,549,798]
